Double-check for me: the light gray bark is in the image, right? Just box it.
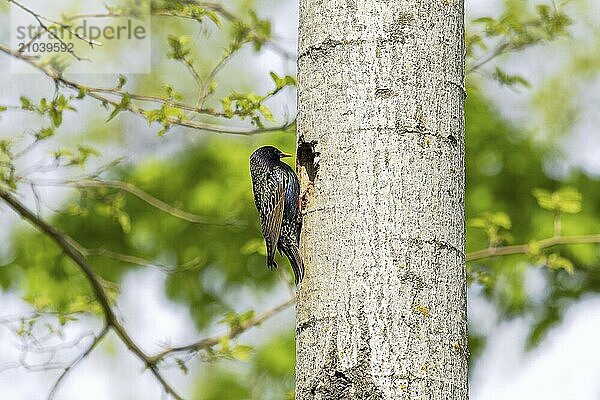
[295,1,467,399]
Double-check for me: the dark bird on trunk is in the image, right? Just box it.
[250,146,304,284]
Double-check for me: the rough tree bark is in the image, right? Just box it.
[295,1,467,399]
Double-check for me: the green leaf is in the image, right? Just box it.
[231,344,253,361]
[468,217,487,229]
[164,106,184,120]
[468,211,512,246]
[219,336,230,352]
[157,125,170,136]
[493,68,530,88]
[532,187,582,213]
[49,106,63,127]
[116,74,127,90]
[259,105,273,121]
[219,309,255,330]
[54,94,74,111]
[269,71,297,92]
[107,94,131,122]
[528,240,541,257]
[117,212,131,234]
[241,238,267,256]
[229,10,272,51]
[220,92,270,125]
[67,145,101,167]
[473,17,495,24]
[20,96,33,110]
[144,103,183,134]
[167,35,191,60]
[175,358,189,374]
[468,211,511,230]
[491,211,511,229]
[35,127,55,141]
[76,87,87,99]
[77,145,101,158]
[57,313,77,325]
[546,253,574,274]
[163,85,183,101]
[52,147,74,160]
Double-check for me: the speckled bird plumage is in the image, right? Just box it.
[250,146,304,284]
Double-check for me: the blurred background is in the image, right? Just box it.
[0,0,599,399]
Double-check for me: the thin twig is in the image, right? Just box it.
[0,188,184,400]
[7,0,101,62]
[149,297,295,364]
[467,42,510,74]
[466,234,600,262]
[31,178,242,226]
[85,248,204,273]
[196,48,235,110]
[0,43,295,135]
[47,326,109,400]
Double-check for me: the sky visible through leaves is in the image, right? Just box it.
[0,0,599,399]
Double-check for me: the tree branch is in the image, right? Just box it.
[7,0,101,61]
[0,43,296,135]
[466,42,510,74]
[47,325,109,400]
[31,178,242,226]
[149,296,295,364]
[85,248,204,274]
[466,234,600,262]
[0,188,184,400]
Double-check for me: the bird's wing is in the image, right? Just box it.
[282,165,300,222]
[261,175,286,263]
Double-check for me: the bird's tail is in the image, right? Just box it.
[283,245,304,285]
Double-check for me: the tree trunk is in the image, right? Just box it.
[295,1,467,399]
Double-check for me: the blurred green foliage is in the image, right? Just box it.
[2,131,296,324]
[465,87,600,353]
[1,0,599,398]
[4,87,599,396]
[192,330,295,399]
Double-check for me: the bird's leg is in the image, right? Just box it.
[300,182,314,216]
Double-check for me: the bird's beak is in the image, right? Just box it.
[280,152,293,158]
